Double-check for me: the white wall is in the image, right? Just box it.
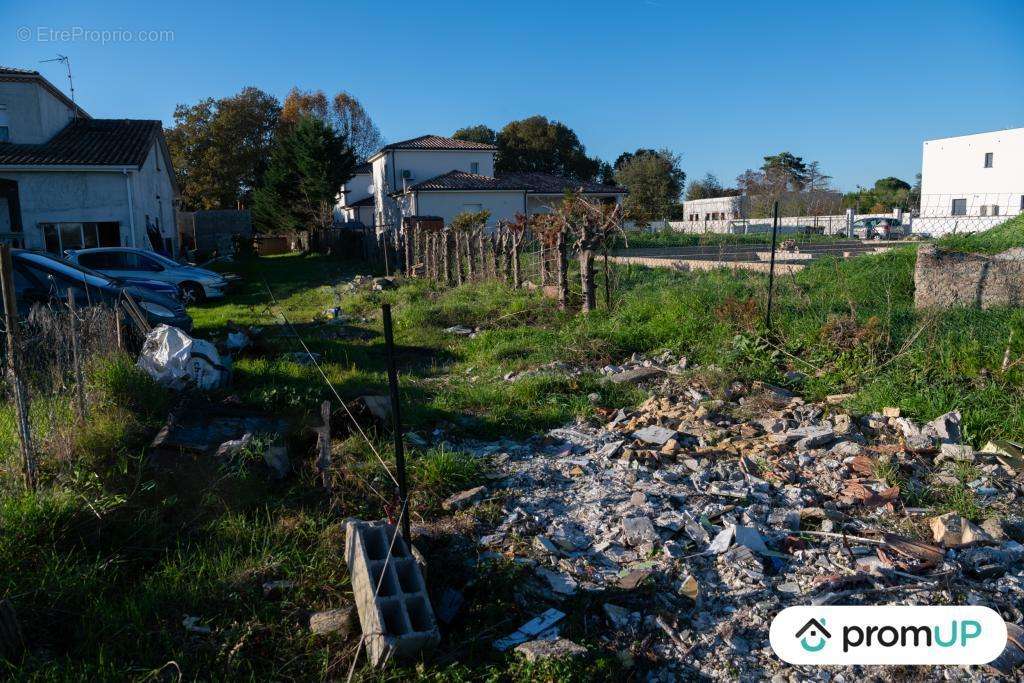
[413,191,525,226]
[132,141,178,252]
[680,196,745,222]
[921,128,1024,218]
[0,79,77,144]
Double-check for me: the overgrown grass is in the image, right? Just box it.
[936,213,1024,254]
[4,215,1024,679]
[616,225,846,249]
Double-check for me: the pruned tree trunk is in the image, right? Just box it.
[580,247,596,312]
[491,234,500,278]
[442,232,452,285]
[556,229,569,310]
[603,248,612,309]
[403,227,413,274]
[464,231,474,280]
[476,231,486,278]
[511,237,522,289]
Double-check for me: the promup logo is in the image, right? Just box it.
[770,606,1007,665]
[795,618,831,653]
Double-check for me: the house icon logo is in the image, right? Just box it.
[795,618,831,653]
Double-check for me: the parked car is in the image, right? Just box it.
[851,217,906,240]
[65,247,229,304]
[11,250,192,331]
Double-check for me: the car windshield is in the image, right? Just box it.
[19,252,113,288]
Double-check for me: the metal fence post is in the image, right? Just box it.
[0,244,36,490]
[381,304,411,543]
[764,201,780,332]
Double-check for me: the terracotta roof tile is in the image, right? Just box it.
[378,135,497,152]
[0,119,161,167]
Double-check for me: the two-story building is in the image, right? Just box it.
[335,134,624,232]
[0,66,178,254]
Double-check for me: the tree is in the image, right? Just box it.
[331,92,385,161]
[166,87,281,210]
[453,124,497,146]
[614,149,685,222]
[280,87,383,160]
[761,151,810,192]
[685,173,741,201]
[252,115,356,233]
[842,176,914,213]
[614,148,658,170]
[495,115,601,181]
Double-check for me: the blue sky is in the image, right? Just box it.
[5,0,1023,191]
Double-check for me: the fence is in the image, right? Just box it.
[648,192,1024,238]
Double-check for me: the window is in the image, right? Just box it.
[980,205,988,217]
[951,198,967,216]
[984,152,993,168]
[40,222,121,254]
[461,203,484,213]
[1020,195,1024,212]
[992,205,1000,216]
[470,162,479,174]
[0,105,9,142]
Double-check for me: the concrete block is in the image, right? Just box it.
[344,520,440,666]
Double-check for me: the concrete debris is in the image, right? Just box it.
[514,638,587,662]
[308,607,355,636]
[182,615,211,634]
[442,485,487,511]
[443,325,474,336]
[344,520,439,666]
[442,380,1024,680]
[493,609,565,651]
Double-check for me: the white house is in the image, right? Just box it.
[919,127,1024,231]
[334,134,625,231]
[335,162,375,226]
[680,195,746,224]
[0,67,179,254]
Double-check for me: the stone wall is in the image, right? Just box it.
[914,244,1024,309]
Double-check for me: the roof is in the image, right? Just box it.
[373,134,497,155]
[0,119,163,167]
[404,170,628,195]
[503,172,626,195]
[353,161,372,174]
[0,66,90,118]
[407,170,527,192]
[347,195,376,207]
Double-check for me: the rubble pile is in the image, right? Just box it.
[501,350,688,384]
[454,382,1024,679]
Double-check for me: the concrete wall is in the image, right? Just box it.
[413,191,525,226]
[681,195,746,222]
[0,79,77,144]
[914,244,1024,309]
[921,128,1024,202]
[0,169,135,249]
[132,141,178,252]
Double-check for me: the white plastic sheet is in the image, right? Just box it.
[138,324,229,390]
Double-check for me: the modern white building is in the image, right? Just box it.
[335,134,624,231]
[919,127,1024,228]
[680,195,746,224]
[0,66,179,254]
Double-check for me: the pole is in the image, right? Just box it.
[381,304,410,543]
[764,200,780,332]
[67,289,86,422]
[0,244,36,490]
[317,400,332,491]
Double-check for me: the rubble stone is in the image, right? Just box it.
[514,638,587,662]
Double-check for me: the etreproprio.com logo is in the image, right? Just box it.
[770,606,1007,665]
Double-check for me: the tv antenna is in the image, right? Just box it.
[40,54,77,118]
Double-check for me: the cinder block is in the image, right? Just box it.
[344,519,439,665]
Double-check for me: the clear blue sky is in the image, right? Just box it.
[5,0,1023,191]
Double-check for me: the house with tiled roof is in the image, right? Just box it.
[0,67,178,254]
[336,134,624,232]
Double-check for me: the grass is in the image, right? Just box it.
[936,212,1024,254]
[616,224,847,249]
[3,215,1024,679]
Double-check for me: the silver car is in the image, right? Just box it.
[851,217,906,240]
[66,247,228,304]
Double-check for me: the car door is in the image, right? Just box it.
[92,250,134,280]
[131,252,176,287]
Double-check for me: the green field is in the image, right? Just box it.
[2,214,1023,679]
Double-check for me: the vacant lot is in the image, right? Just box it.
[2,215,1023,680]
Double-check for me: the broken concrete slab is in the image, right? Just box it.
[150,402,289,457]
[344,520,439,665]
[930,512,991,548]
[608,366,665,385]
[632,426,678,446]
[442,486,487,511]
[515,638,586,662]
[621,516,659,546]
[308,606,356,636]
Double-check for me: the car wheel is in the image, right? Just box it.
[179,282,205,305]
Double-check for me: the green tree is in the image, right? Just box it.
[166,87,281,210]
[685,173,740,201]
[761,151,809,191]
[495,115,601,181]
[452,124,497,146]
[252,115,356,233]
[614,149,685,222]
[842,176,914,213]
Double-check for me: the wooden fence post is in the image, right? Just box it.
[115,304,126,350]
[67,289,86,422]
[0,244,36,490]
[317,400,332,491]
[556,229,569,310]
